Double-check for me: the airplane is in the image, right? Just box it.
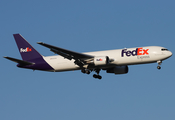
[4,34,173,79]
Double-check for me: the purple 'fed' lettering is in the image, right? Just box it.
[121,48,149,57]
[121,48,138,57]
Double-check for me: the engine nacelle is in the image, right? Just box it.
[94,56,109,66]
[106,66,129,74]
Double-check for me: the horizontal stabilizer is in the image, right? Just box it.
[4,56,35,66]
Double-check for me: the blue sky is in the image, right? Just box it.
[1,0,175,120]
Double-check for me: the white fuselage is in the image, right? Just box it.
[43,46,172,72]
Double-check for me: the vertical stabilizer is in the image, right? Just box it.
[13,34,42,61]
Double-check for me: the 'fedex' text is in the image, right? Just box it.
[121,48,149,57]
[20,47,32,53]
[96,58,103,61]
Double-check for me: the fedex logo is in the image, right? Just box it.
[121,48,149,57]
[20,47,32,53]
[96,58,103,61]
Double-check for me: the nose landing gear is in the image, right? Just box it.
[157,66,161,69]
[157,60,162,70]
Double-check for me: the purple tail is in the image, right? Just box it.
[13,34,42,61]
[13,34,53,71]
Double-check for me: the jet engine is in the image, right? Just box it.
[94,56,109,66]
[106,66,129,74]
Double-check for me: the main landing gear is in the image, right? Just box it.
[157,60,162,70]
[81,69,91,74]
[81,68,102,79]
[93,69,102,79]
[93,74,102,79]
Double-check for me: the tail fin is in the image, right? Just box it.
[13,34,42,61]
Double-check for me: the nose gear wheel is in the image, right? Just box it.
[157,60,162,70]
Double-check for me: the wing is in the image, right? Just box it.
[37,42,94,67]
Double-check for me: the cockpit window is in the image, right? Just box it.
[161,48,169,51]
